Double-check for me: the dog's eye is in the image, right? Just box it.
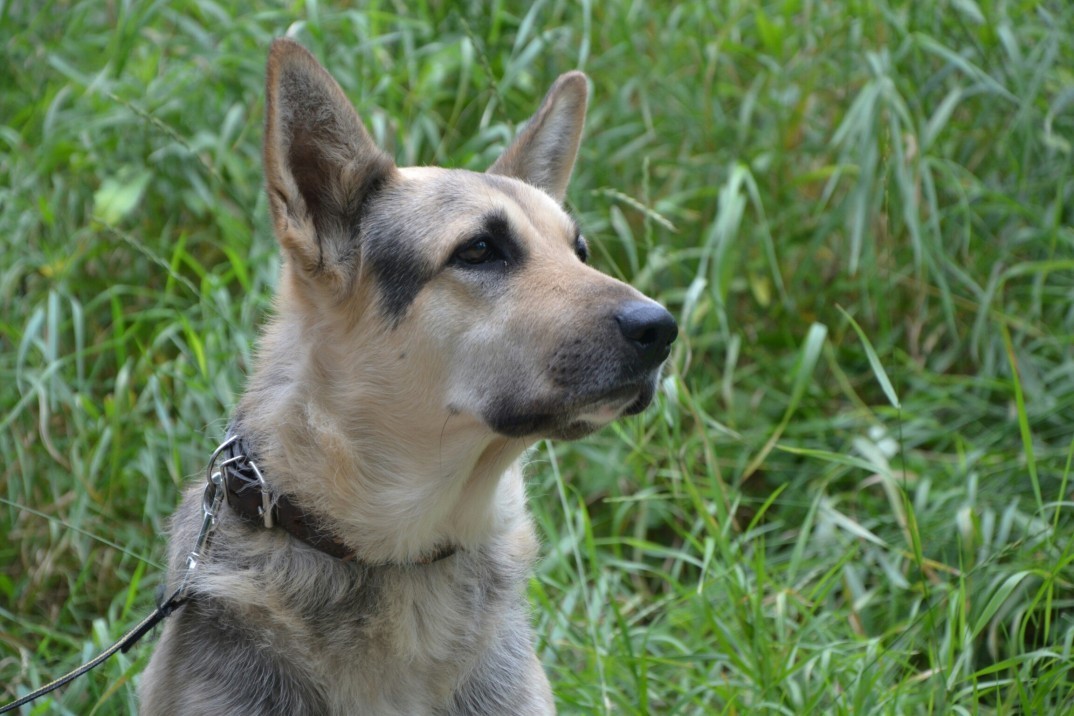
[452,237,504,268]
[575,235,589,264]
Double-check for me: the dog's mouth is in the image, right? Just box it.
[573,381,653,422]
[484,378,658,441]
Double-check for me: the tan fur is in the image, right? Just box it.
[139,39,676,715]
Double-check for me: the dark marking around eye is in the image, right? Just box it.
[363,204,438,326]
[366,239,437,324]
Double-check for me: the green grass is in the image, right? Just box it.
[3,0,1074,713]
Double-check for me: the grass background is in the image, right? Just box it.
[3,0,1074,713]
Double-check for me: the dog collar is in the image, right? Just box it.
[220,434,456,565]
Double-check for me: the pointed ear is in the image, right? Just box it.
[264,38,396,286]
[487,71,588,203]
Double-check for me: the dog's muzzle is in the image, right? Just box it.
[484,297,677,440]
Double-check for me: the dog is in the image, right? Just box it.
[138,38,677,715]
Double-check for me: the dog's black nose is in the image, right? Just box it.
[615,300,678,369]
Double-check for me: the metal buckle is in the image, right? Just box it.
[217,443,273,529]
[246,458,273,529]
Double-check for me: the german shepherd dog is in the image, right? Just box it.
[139,39,676,715]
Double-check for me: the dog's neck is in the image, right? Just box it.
[233,381,534,565]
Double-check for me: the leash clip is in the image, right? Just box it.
[173,435,237,601]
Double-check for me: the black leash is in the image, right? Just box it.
[0,589,185,714]
[0,436,237,714]
[1,432,457,711]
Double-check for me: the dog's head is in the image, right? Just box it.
[262,39,676,443]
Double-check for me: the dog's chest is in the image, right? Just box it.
[278,559,514,713]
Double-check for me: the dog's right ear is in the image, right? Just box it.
[264,39,396,287]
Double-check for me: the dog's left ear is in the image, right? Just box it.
[488,72,588,204]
